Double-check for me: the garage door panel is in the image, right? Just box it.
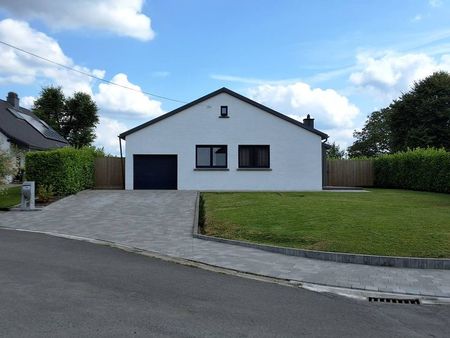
[133,155,177,190]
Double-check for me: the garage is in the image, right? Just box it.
[133,155,177,190]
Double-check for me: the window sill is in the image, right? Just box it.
[237,168,272,171]
[194,168,229,171]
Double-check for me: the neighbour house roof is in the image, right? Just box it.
[119,87,329,140]
[0,98,69,150]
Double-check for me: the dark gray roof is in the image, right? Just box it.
[119,87,329,140]
[0,99,69,150]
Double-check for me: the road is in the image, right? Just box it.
[0,229,448,337]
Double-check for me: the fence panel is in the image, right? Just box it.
[94,157,124,189]
[326,159,374,187]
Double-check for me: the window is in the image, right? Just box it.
[220,106,228,118]
[239,145,270,168]
[196,145,227,168]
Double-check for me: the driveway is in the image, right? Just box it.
[1,190,450,298]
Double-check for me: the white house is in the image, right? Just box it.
[119,88,329,191]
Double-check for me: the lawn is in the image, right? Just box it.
[201,189,450,258]
[0,186,21,209]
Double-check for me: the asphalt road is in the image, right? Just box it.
[0,229,449,337]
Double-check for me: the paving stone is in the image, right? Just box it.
[1,190,449,297]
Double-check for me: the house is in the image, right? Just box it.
[0,92,69,181]
[119,87,329,191]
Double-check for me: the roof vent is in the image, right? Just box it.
[303,114,314,128]
[7,92,19,108]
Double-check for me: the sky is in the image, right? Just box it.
[1,0,450,154]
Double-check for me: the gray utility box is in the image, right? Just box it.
[21,181,35,210]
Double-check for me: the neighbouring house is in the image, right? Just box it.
[119,87,329,191]
[0,92,69,182]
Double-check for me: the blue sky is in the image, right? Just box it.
[1,0,450,154]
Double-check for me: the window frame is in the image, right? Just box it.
[220,105,229,118]
[238,145,270,169]
[196,145,228,168]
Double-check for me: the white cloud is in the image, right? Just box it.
[412,14,422,22]
[0,19,104,95]
[20,96,35,109]
[95,73,164,118]
[0,0,154,41]
[429,0,443,7]
[322,128,355,151]
[247,83,360,129]
[349,51,450,101]
[95,116,128,155]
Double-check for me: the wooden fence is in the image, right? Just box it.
[326,159,374,187]
[94,157,124,189]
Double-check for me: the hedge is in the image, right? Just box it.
[374,148,450,193]
[25,147,98,196]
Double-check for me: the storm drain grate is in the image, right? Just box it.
[368,297,420,305]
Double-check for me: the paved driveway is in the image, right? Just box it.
[1,190,450,298]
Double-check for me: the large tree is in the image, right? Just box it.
[347,108,391,158]
[33,87,99,148]
[389,71,450,152]
[33,86,66,134]
[348,71,450,156]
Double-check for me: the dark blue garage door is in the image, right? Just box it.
[133,155,177,190]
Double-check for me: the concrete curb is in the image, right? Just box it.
[193,194,450,270]
[1,226,449,305]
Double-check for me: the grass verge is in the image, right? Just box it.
[0,186,21,209]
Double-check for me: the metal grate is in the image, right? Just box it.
[368,297,420,305]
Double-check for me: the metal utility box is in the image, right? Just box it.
[21,181,35,210]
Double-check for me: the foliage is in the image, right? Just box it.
[348,71,450,156]
[25,147,97,196]
[347,109,391,158]
[33,86,66,134]
[33,86,99,148]
[0,146,16,187]
[326,142,346,159]
[37,184,54,203]
[374,148,450,193]
[198,194,205,232]
[389,71,450,152]
[63,92,99,148]
[201,190,450,258]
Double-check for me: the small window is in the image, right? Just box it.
[220,106,228,118]
[196,145,227,168]
[239,145,270,168]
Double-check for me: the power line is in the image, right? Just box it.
[0,40,188,104]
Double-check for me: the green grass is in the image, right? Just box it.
[0,186,21,209]
[201,189,450,258]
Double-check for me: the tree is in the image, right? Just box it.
[33,86,66,134]
[327,142,345,159]
[389,71,450,152]
[63,93,99,148]
[33,87,99,148]
[347,108,391,158]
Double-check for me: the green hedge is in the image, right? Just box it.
[25,147,97,196]
[374,148,450,193]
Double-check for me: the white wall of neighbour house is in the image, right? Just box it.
[125,92,324,191]
[0,131,11,152]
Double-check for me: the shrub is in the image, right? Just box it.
[37,184,54,203]
[374,148,450,193]
[25,147,98,196]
